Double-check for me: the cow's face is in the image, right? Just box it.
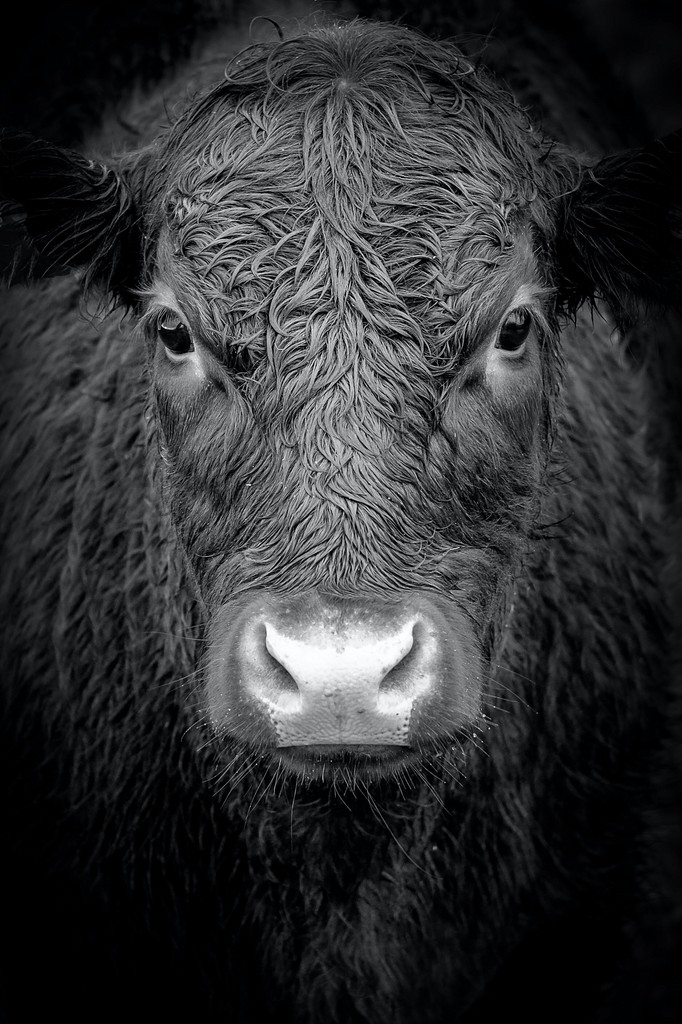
[4,21,677,783]
[139,25,561,777]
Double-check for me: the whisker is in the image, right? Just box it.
[360,781,441,883]
[141,628,206,641]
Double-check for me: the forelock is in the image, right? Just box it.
[158,19,552,211]
[140,20,568,376]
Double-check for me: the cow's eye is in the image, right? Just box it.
[157,316,194,358]
[496,308,532,356]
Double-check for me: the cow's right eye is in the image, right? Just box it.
[495,308,532,356]
[157,317,194,358]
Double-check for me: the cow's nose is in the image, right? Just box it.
[257,618,421,745]
[206,593,482,750]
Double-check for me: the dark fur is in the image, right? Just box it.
[0,9,680,1023]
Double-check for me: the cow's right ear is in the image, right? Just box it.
[554,129,682,328]
[0,129,144,304]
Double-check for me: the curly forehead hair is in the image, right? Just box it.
[138,19,573,376]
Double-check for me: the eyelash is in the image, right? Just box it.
[156,315,194,357]
[144,308,196,365]
[495,307,533,357]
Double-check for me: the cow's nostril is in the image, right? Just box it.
[380,626,415,684]
[378,626,419,695]
[263,627,299,695]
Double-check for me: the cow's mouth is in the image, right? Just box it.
[275,743,421,783]
[270,739,474,785]
[207,733,474,794]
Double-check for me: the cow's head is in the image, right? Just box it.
[2,21,679,784]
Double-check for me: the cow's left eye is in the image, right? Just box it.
[495,308,532,356]
[157,316,194,358]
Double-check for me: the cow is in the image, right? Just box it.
[0,3,680,1022]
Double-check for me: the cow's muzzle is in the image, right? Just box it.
[205,591,482,761]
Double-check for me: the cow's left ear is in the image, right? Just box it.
[555,129,682,327]
[0,129,144,304]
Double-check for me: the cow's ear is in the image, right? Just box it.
[0,129,143,304]
[555,129,682,328]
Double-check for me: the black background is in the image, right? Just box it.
[0,0,680,145]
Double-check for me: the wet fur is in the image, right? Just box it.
[0,11,677,1024]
